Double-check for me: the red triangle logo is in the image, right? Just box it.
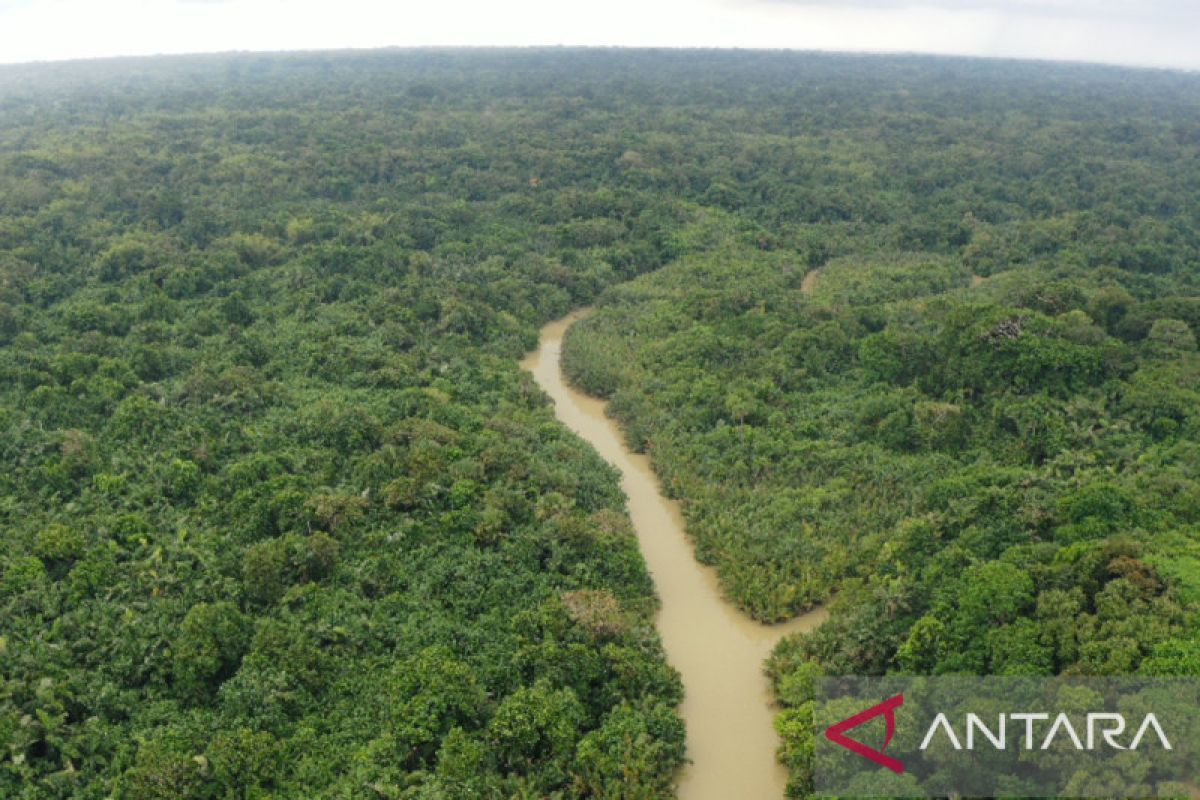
[824,693,905,774]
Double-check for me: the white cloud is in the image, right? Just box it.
[0,0,1196,69]
[756,0,1200,21]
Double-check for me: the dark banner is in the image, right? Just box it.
[814,677,1200,797]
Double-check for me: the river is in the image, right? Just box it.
[521,309,828,800]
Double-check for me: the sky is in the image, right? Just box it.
[0,0,1198,71]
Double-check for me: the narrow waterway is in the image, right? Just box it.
[521,309,828,800]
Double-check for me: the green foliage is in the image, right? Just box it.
[115,732,208,800]
[1147,318,1197,353]
[549,54,1200,792]
[488,680,586,779]
[172,601,252,703]
[0,49,699,797]
[387,646,489,765]
[32,523,86,564]
[242,533,340,605]
[574,702,687,798]
[4,47,1200,796]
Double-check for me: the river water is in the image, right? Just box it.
[521,309,828,800]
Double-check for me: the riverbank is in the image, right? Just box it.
[521,309,828,800]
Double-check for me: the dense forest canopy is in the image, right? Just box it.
[556,52,1200,798]
[0,49,709,799]
[1,48,1199,798]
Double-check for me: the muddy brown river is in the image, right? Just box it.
[521,309,828,800]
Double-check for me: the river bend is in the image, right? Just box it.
[521,309,828,800]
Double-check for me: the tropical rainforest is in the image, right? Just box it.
[1,48,1199,798]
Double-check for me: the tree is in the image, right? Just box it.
[172,602,251,703]
[488,680,585,780]
[387,646,488,767]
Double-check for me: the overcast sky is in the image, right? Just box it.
[0,0,1198,70]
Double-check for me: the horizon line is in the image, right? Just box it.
[0,44,1197,77]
